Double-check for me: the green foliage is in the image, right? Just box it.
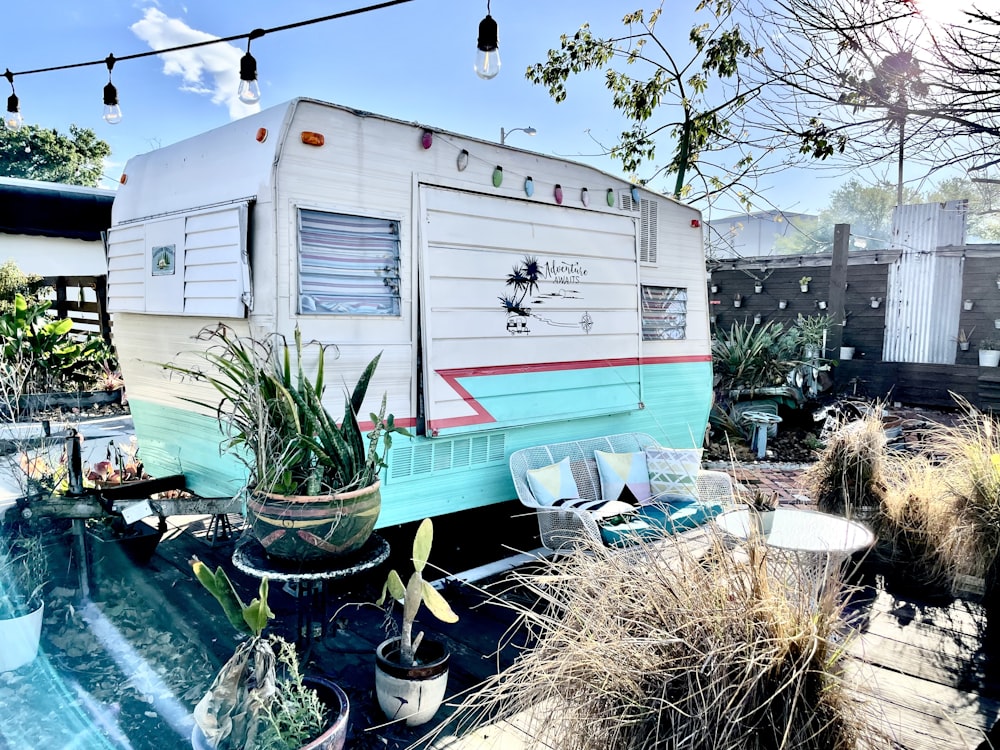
[525,2,765,202]
[0,532,47,619]
[0,260,47,315]
[191,560,273,637]
[0,292,108,395]
[377,518,458,667]
[711,320,801,392]
[164,325,410,496]
[0,124,111,187]
[257,640,328,750]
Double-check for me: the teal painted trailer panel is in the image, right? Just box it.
[129,358,712,527]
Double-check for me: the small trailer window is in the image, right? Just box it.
[298,209,401,315]
[641,285,687,340]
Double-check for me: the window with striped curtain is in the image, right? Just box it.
[641,285,687,340]
[298,209,401,315]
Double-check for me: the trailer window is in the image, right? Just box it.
[298,209,401,315]
[641,285,687,340]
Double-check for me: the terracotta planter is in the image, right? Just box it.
[375,637,450,727]
[0,602,44,672]
[247,480,381,563]
[191,676,349,750]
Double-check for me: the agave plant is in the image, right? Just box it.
[166,325,409,497]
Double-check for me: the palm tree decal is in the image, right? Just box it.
[499,256,540,317]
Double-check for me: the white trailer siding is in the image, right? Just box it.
[108,98,713,520]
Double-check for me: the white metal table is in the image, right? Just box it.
[715,507,875,601]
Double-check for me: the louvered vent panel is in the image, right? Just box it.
[389,434,506,480]
[618,191,657,263]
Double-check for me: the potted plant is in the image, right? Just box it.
[165,325,410,563]
[754,280,763,294]
[778,299,788,310]
[190,561,349,750]
[793,313,834,361]
[709,282,719,294]
[374,518,458,727]
[964,299,975,311]
[980,339,1000,367]
[0,532,47,672]
[733,294,743,308]
[957,327,975,352]
[870,297,882,309]
[799,276,811,293]
[746,489,778,536]
[817,300,828,310]
[839,345,856,360]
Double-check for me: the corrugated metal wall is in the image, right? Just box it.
[883,201,967,364]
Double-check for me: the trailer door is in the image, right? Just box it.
[418,185,642,437]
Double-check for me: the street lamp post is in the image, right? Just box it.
[500,126,536,145]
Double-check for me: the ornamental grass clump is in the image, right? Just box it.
[917,401,1000,592]
[429,532,876,750]
[805,410,888,522]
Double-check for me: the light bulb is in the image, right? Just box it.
[475,13,501,80]
[475,48,501,79]
[239,51,261,105]
[103,82,122,125]
[5,94,22,131]
[238,78,261,105]
[103,104,123,125]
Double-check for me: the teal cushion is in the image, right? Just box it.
[599,500,724,546]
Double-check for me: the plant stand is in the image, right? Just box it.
[232,534,389,651]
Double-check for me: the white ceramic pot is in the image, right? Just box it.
[964,300,974,311]
[960,342,971,351]
[980,350,1000,367]
[839,346,855,360]
[375,637,449,727]
[0,602,44,672]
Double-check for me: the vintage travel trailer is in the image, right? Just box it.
[107,98,712,527]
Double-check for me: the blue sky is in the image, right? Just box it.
[0,1,868,217]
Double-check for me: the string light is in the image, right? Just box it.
[102,55,122,125]
[1,0,416,124]
[238,29,264,105]
[475,0,500,79]
[4,69,23,131]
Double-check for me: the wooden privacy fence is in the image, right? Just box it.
[42,275,112,345]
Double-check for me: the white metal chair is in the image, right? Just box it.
[509,432,737,552]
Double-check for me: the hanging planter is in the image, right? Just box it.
[964,299,975,311]
[733,294,743,308]
[778,299,788,310]
[995,319,1000,330]
[753,313,762,325]
[839,346,855,360]
[799,276,811,293]
[710,283,719,294]
[870,297,882,309]
[754,281,763,294]
[817,300,828,310]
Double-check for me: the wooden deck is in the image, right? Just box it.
[17,504,1000,750]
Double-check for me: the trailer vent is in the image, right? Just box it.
[618,190,658,264]
[388,433,507,481]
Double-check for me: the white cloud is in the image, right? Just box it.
[130,7,259,119]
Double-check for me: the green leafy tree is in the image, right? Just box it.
[0,124,111,187]
[526,1,794,206]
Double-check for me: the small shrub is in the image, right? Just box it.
[431,533,878,749]
[805,410,887,519]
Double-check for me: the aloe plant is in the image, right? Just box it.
[377,519,458,667]
[165,325,409,496]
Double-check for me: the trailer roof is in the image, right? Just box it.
[0,176,115,241]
